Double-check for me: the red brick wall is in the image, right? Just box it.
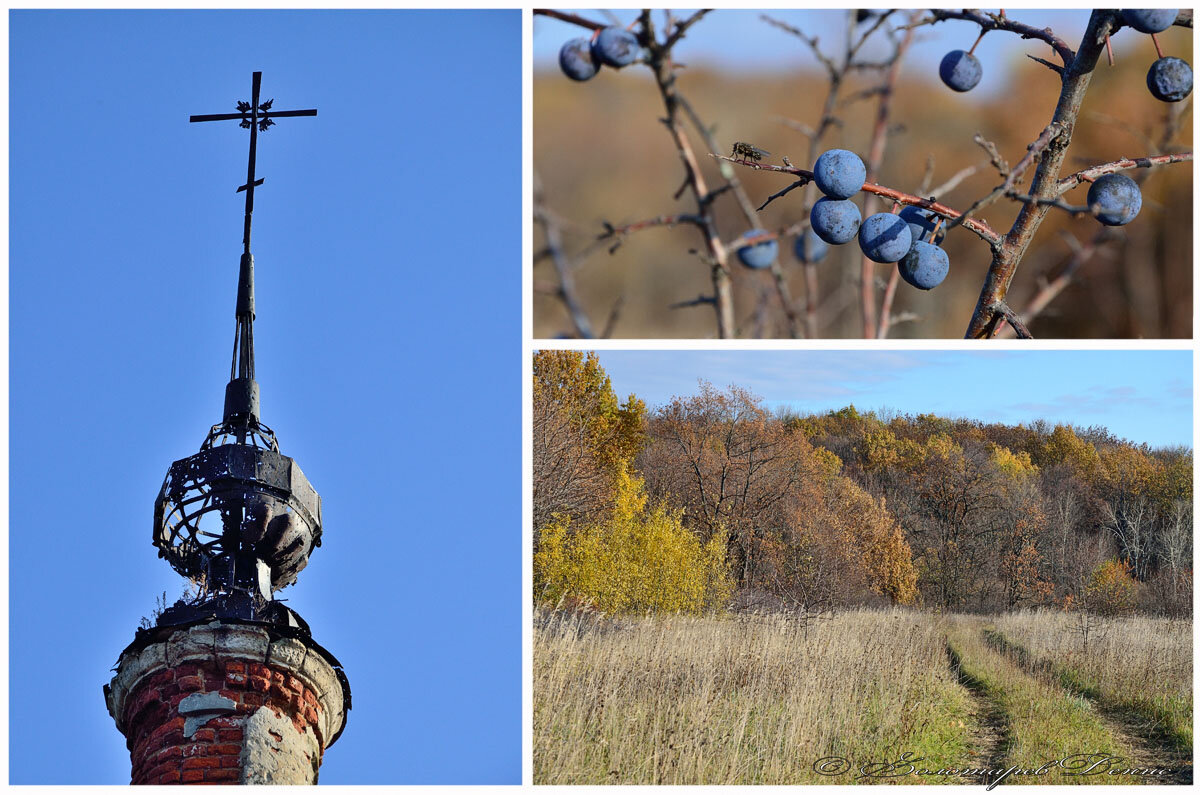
[122,658,325,785]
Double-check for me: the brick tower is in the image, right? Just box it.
[104,72,349,785]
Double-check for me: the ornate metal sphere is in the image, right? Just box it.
[153,418,321,595]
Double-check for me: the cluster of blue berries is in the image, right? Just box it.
[937,10,1191,103]
[735,149,950,290]
[815,149,950,290]
[1121,10,1193,102]
[559,27,643,81]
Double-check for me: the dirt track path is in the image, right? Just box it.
[984,628,1193,786]
[946,642,1009,782]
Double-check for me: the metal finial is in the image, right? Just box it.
[189,71,317,426]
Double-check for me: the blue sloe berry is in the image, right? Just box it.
[1147,56,1193,102]
[939,50,982,92]
[794,230,829,264]
[813,149,867,199]
[810,197,862,245]
[559,38,598,81]
[898,206,946,247]
[898,241,950,290]
[592,26,642,67]
[858,213,913,263]
[1121,9,1177,33]
[1087,173,1142,226]
[736,229,779,269]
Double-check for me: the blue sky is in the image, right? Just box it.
[10,10,520,784]
[534,9,1180,84]
[592,350,1193,449]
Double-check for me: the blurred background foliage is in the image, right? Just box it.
[533,9,1192,338]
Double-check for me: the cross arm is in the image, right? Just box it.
[190,109,317,123]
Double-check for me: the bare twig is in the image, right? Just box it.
[1027,54,1065,75]
[876,268,902,339]
[756,178,810,212]
[1006,194,1092,215]
[599,295,626,338]
[904,9,1075,66]
[928,161,987,197]
[761,14,838,76]
[534,175,595,338]
[863,15,916,338]
[990,301,1034,338]
[975,133,1011,177]
[641,9,735,337]
[669,294,716,310]
[533,8,605,31]
[1055,152,1193,195]
[947,121,1068,234]
[676,94,802,338]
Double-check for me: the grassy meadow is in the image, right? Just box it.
[534,609,1193,785]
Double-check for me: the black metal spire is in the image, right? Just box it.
[151,72,323,619]
[189,71,316,429]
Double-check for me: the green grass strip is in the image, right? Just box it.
[946,620,1148,785]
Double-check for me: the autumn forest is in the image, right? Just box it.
[533,350,1192,618]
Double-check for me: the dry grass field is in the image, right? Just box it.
[533,609,1193,785]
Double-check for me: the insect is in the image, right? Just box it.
[732,141,770,163]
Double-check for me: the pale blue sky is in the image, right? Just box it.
[11,9,520,785]
[591,350,1192,449]
[534,9,1174,82]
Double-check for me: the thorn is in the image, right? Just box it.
[1026,53,1064,75]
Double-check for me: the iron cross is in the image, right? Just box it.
[190,71,317,255]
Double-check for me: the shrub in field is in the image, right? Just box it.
[1085,558,1137,616]
[534,466,732,615]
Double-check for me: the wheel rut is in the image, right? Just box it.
[946,642,1010,784]
[983,628,1193,786]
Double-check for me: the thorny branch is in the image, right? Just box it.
[1056,152,1193,195]
[904,9,1076,67]
[964,9,1191,338]
[713,155,1004,247]
[537,8,1192,339]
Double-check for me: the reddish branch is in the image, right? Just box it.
[713,155,1003,246]
[1056,152,1193,195]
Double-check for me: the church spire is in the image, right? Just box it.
[189,70,317,428]
[105,72,347,785]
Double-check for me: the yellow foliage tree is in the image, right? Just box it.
[989,443,1038,480]
[1085,559,1138,616]
[533,467,732,615]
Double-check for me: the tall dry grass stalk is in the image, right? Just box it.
[991,610,1193,748]
[534,608,971,784]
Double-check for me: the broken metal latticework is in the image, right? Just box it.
[152,72,320,628]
